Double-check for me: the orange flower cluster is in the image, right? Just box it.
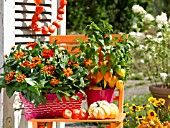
[41,65,55,75]
[50,78,60,86]
[5,71,15,82]
[41,49,55,59]
[14,51,25,59]
[68,60,79,68]
[20,56,41,68]
[16,74,26,83]
[63,67,73,77]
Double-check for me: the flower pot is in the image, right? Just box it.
[85,88,115,107]
[149,85,170,108]
[19,92,83,120]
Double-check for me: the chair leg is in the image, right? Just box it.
[47,122,53,128]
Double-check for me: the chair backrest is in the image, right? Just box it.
[49,35,125,113]
[49,34,124,53]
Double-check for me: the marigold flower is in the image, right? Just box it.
[26,42,37,49]
[84,59,92,66]
[14,51,25,59]
[5,71,15,82]
[50,78,60,86]
[32,56,41,65]
[41,65,55,75]
[142,104,150,110]
[63,67,73,77]
[158,98,165,106]
[41,49,55,59]
[16,74,26,83]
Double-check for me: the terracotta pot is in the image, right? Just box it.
[149,85,170,107]
[85,88,115,107]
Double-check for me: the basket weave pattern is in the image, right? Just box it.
[19,92,83,120]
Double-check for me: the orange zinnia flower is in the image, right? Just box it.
[5,71,15,82]
[26,42,37,49]
[14,51,25,59]
[20,60,30,67]
[84,59,92,66]
[16,74,26,83]
[63,67,73,77]
[41,65,55,75]
[41,49,54,59]
[73,63,79,68]
[32,56,41,65]
[50,78,60,86]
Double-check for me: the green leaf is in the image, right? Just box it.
[6,86,15,98]
[100,66,109,75]
[56,93,62,101]
[25,78,37,86]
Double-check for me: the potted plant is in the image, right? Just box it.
[75,21,132,106]
[0,39,89,120]
[129,5,170,107]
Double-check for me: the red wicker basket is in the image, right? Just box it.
[19,92,83,120]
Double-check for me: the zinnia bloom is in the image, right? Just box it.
[41,65,55,75]
[50,78,60,86]
[63,67,73,77]
[84,59,92,66]
[26,42,37,49]
[20,60,30,67]
[5,71,15,82]
[16,74,26,83]
[32,56,41,65]
[14,51,25,59]
[41,49,54,59]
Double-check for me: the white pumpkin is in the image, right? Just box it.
[107,103,119,118]
[88,101,111,119]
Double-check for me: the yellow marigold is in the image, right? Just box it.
[5,71,15,82]
[147,110,157,118]
[148,97,157,104]
[153,101,162,107]
[41,65,55,75]
[50,78,60,86]
[135,115,145,121]
[124,103,129,107]
[158,98,165,106]
[142,104,150,110]
[14,51,25,59]
[63,67,73,77]
[16,74,26,83]
[32,56,41,65]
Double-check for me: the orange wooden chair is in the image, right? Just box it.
[29,35,126,128]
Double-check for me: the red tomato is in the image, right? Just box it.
[60,0,67,7]
[35,6,44,14]
[78,109,88,120]
[48,25,56,33]
[42,26,49,35]
[57,7,65,14]
[71,109,80,119]
[62,109,72,119]
[57,14,63,20]
[52,20,61,28]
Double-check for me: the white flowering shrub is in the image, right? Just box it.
[129,5,170,87]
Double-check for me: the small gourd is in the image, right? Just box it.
[88,100,119,119]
